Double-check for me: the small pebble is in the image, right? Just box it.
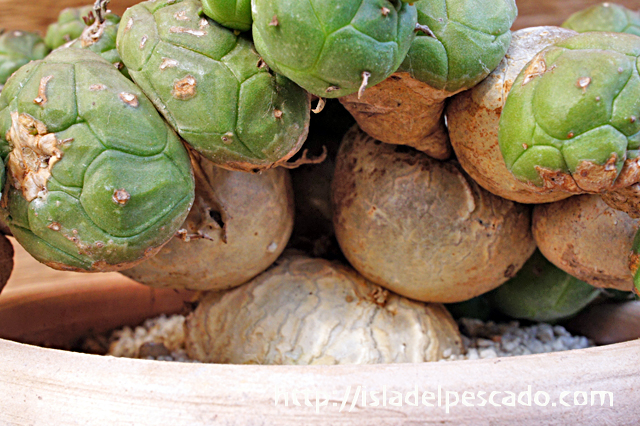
[451,318,594,361]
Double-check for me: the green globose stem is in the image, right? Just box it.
[339,0,516,159]
[399,0,517,92]
[251,0,418,98]
[562,2,640,36]
[488,250,601,322]
[0,48,194,272]
[117,0,310,171]
[0,30,50,85]
[201,0,252,31]
[498,32,640,193]
[66,12,130,79]
[45,6,96,49]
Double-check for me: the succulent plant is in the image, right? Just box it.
[446,26,578,203]
[488,250,601,322]
[251,0,417,98]
[117,0,310,172]
[498,32,640,195]
[186,255,463,364]
[201,0,251,31]
[562,2,640,36]
[533,194,637,291]
[65,2,129,79]
[400,0,517,92]
[339,0,516,159]
[0,30,49,88]
[120,156,294,291]
[45,5,118,49]
[0,48,195,272]
[332,126,535,303]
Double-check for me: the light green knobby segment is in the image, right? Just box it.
[0,48,194,271]
[400,0,517,92]
[201,0,252,31]
[65,13,131,79]
[488,250,600,322]
[562,2,640,36]
[0,30,50,86]
[499,32,640,188]
[252,0,418,98]
[45,5,120,49]
[117,0,310,170]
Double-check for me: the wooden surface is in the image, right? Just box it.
[0,0,637,33]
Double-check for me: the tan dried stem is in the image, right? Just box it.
[278,146,327,170]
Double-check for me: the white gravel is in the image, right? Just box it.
[444,318,594,361]
[86,315,594,363]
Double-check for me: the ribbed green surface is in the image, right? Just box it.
[0,49,194,271]
[252,0,417,98]
[499,32,640,187]
[117,0,310,168]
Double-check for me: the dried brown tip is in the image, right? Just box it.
[415,23,436,38]
[169,27,207,37]
[174,10,189,21]
[269,15,279,26]
[112,188,130,205]
[312,97,325,114]
[358,71,371,99]
[522,52,553,86]
[279,146,328,170]
[172,75,197,100]
[33,75,53,106]
[119,92,139,107]
[175,228,215,242]
[577,76,591,91]
[160,57,179,70]
[381,7,390,16]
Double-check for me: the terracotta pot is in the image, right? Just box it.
[0,240,639,424]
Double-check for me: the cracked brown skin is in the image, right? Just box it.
[446,26,577,204]
[601,183,640,219]
[332,126,536,303]
[120,157,294,291]
[6,113,62,202]
[523,155,640,195]
[533,194,638,291]
[339,72,452,160]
